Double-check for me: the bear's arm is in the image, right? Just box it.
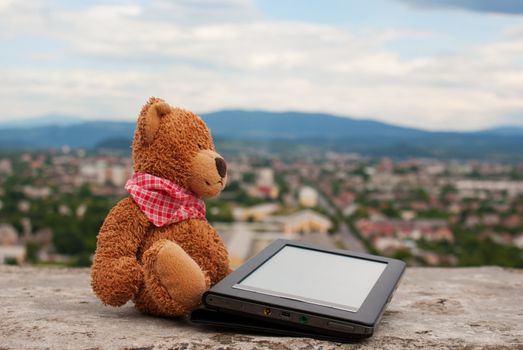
[186,220,231,285]
[91,197,150,306]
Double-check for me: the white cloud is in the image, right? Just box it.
[0,0,14,12]
[0,0,522,130]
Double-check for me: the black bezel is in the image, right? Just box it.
[204,239,406,326]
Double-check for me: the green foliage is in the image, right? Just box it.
[331,181,341,196]
[416,209,449,220]
[223,180,240,193]
[0,178,117,258]
[71,253,92,267]
[4,257,18,265]
[242,172,256,184]
[455,230,523,267]
[350,167,369,181]
[356,190,379,207]
[205,199,233,222]
[418,229,523,268]
[78,183,92,198]
[275,174,289,200]
[351,207,369,219]
[50,195,115,255]
[412,188,429,201]
[25,241,40,264]
[382,204,400,218]
[393,249,413,262]
[441,184,457,196]
[234,189,270,206]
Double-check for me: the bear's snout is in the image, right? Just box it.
[188,149,227,198]
[215,157,227,178]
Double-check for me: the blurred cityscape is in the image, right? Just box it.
[0,147,522,268]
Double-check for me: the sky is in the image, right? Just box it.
[0,0,522,131]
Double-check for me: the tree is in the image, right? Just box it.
[25,241,40,264]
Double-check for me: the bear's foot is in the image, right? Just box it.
[137,239,209,316]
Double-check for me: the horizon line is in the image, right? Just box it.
[1,109,522,134]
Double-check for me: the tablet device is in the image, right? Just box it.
[191,239,405,340]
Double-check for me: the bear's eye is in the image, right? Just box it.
[197,143,205,150]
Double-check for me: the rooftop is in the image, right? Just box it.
[0,266,521,349]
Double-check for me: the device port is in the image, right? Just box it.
[263,308,271,316]
[299,315,308,324]
[281,311,291,318]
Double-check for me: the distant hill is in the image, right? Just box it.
[0,121,134,149]
[480,126,523,136]
[203,110,428,140]
[0,110,521,160]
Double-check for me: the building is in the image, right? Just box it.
[0,224,18,245]
[274,210,332,235]
[0,224,25,264]
[233,203,280,222]
[0,158,12,175]
[0,246,25,264]
[514,234,523,249]
[247,185,279,199]
[373,236,409,255]
[246,168,279,199]
[257,168,275,187]
[214,222,299,268]
[298,186,319,208]
[456,180,523,197]
[109,164,128,187]
[357,218,454,242]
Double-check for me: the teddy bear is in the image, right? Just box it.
[91,97,230,317]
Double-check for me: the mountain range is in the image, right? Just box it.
[0,110,521,160]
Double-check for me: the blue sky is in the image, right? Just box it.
[0,0,522,130]
[259,0,521,54]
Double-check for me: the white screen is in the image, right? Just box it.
[233,246,387,312]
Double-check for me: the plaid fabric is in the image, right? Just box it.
[125,172,206,227]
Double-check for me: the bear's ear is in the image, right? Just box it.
[141,100,171,144]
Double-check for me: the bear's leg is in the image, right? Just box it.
[135,239,210,317]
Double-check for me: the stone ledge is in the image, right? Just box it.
[0,266,522,350]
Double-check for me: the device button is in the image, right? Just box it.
[327,321,355,332]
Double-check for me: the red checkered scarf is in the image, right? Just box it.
[125,172,206,227]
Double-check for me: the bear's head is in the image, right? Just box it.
[132,97,227,198]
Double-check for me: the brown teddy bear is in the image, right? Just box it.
[91,97,230,317]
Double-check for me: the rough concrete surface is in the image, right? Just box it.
[0,266,522,350]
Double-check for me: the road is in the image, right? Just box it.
[317,189,368,253]
[338,220,367,253]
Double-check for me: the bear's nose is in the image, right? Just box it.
[215,157,227,178]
